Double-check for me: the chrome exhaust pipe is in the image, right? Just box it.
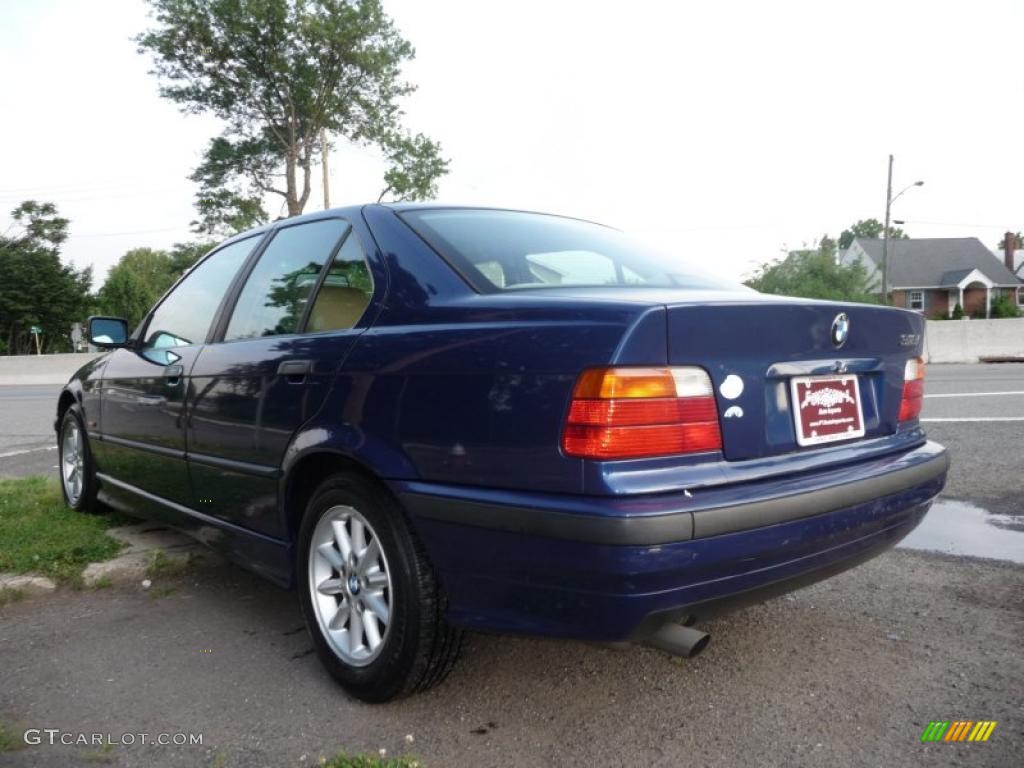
[645,622,710,658]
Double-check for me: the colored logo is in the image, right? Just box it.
[920,720,997,742]
[830,313,850,349]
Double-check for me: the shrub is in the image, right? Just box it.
[951,303,964,319]
[990,294,1020,319]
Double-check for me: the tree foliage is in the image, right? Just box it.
[378,131,449,202]
[746,236,879,304]
[137,0,449,235]
[996,231,1022,252]
[0,202,92,354]
[97,241,214,331]
[838,218,907,250]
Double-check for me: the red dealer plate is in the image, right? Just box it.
[790,374,866,447]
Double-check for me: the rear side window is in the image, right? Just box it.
[143,236,257,350]
[401,208,740,292]
[306,231,374,332]
[225,219,349,341]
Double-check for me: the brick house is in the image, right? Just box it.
[841,237,1023,318]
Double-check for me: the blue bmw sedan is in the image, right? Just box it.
[56,205,948,701]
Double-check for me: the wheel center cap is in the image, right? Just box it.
[348,574,361,595]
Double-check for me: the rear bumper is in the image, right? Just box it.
[396,440,948,641]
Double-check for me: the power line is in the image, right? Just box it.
[70,226,192,238]
[897,219,1011,230]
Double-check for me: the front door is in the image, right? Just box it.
[187,218,379,538]
[95,235,261,508]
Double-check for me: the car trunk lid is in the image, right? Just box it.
[665,296,925,461]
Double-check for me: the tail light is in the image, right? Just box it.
[898,356,925,422]
[561,367,722,459]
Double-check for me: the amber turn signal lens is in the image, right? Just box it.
[562,367,722,460]
[898,356,925,422]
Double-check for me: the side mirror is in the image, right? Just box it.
[87,316,130,348]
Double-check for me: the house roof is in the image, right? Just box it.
[854,237,1022,287]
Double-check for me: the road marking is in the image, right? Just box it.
[924,391,1024,398]
[0,445,57,459]
[921,417,1024,422]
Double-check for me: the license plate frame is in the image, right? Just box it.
[790,374,866,447]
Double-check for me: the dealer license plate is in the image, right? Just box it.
[790,374,866,447]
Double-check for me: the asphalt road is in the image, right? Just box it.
[0,364,1022,767]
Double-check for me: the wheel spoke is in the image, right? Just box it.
[363,610,382,650]
[364,592,390,625]
[317,577,344,596]
[365,570,388,589]
[349,602,363,651]
[356,538,380,576]
[351,517,366,555]
[331,519,352,562]
[317,542,345,571]
[328,597,349,630]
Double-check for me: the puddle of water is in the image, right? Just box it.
[898,498,1024,564]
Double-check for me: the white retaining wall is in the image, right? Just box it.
[925,317,1024,364]
[0,353,101,386]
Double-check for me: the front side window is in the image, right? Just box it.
[143,236,257,351]
[909,291,924,310]
[400,208,743,292]
[225,219,350,341]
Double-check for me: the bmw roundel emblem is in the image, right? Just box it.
[831,313,850,349]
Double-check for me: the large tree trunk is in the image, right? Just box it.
[285,149,301,216]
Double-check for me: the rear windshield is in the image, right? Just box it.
[400,208,740,292]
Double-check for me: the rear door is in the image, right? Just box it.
[186,217,379,538]
[95,236,260,505]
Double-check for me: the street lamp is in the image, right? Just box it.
[881,154,923,303]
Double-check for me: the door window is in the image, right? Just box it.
[306,231,375,332]
[225,219,350,341]
[142,236,258,354]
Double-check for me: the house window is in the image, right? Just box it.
[1017,290,1024,307]
[908,291,924,311]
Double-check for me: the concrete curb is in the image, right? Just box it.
[0,523,222,600]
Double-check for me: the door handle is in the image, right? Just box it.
[164,364,184,386]
[277,359,312,383]
[137,395,167,407]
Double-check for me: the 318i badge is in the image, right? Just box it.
[790,374,865,447]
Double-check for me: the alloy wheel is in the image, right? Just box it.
[61,420,84,506]
[308,505,393,666]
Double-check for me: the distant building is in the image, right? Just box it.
[841,237,1023,318]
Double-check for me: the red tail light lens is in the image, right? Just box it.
[561,367,722,459]
[898,357,925,422]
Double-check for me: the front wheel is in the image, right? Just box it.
[297,473,463,702]
[58,406,100,513]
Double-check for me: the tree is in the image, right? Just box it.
[137,0,449,235]
[0,202,92,354]
[378,131,449,202]
[996,231,1022,252]
[97,248,177,331]
[746,236,879,304]
[838,218,908,250]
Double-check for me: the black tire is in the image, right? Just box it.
[57,405,101,513]
[297,473,463,702]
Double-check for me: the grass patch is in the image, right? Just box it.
[0,588,25,607]
[148,585,178,600]
[83,742,116,762]
[146,549,195,578]
[322,755,421,768]
[0,476,127,584]
[0,719,25,752]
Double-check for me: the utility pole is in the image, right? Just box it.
[321,128,330,210]
[881,154,893,304]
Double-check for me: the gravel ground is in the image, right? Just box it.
[1,549,1020,768]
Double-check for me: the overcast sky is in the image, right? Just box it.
[1,0,1022,286]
